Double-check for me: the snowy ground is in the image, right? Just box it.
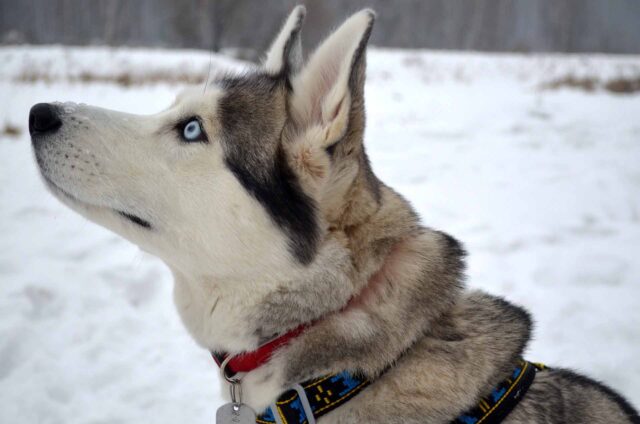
[1,46,639,423]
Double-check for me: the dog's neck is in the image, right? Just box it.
[170,235,363,354]
[170,170,392,355]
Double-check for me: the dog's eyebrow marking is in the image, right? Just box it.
[217,73,320,264]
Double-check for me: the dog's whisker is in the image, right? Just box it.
[203,50,213,94]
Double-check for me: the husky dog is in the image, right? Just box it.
[30,6,638,424]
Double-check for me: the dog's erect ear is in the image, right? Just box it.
[263,5,306,76]
[290,9,375,149]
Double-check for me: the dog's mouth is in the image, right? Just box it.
[117,211,152,229]
[42,173,153,230]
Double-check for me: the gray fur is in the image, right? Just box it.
[278,6,305,77]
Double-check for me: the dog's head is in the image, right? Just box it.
[30,7,378,280]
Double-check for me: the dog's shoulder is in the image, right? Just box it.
[506,368,640,424]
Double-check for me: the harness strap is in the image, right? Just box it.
[253,360,546,424]
[452,360,546,424]
[257,371,370,424]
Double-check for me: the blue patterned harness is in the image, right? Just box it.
[255,359,546,424]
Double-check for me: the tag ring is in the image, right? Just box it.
[220,355,245,405]
[219,355,241,385]
[229,380,243,406]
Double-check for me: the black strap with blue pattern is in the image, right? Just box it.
[257,371,369,423]
[452,360,546,424]
[254,360,545,424]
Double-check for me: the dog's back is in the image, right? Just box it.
[508,369,640,423]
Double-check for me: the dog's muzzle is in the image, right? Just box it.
[29,103,62,137]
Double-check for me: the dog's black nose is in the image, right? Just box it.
[29,103,62,135]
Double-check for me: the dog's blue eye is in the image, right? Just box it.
[182,119,203,141]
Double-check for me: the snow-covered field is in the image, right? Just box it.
[1,46,639,423]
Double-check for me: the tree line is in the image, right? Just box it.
[2,0,639,56]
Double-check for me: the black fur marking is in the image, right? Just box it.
[325,140,339,157]
[225,148,319,265]
[217,72,319,265]
[553,369,640,423]
[118,211,152,229]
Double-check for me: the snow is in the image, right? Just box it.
[1,46,639,423]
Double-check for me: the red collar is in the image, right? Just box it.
[211,325,306,375]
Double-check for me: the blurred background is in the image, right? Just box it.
[2,0,640,56]
[1,1,639,423]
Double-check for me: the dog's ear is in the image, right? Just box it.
[290,9,375,151]
[263,5,306,76]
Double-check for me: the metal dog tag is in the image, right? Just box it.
[216,402,256,424]
[216,355,256,423]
